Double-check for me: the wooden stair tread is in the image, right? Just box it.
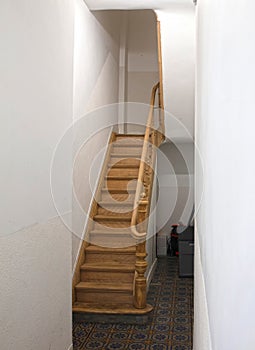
[99,196,135,203]
[98,201,133,206]
[90,229,132,234]
[80,263,135,272]
[111,153,141,158]
[101,188,136,193]
[116,134,144,139]
[105,175,138,180]
[85,245,136,253]
[73,302,153,315]
[94,215,131,221]
[95,212,132,219]
[113,144,143,148]
[76,281,133,293]
[108,164,140,170]
[109,163,140,168]
[109,156,140,160]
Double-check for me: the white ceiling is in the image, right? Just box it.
[84,0,193,10]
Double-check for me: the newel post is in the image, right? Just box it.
[134,200,148,309]
[134,241,147,309]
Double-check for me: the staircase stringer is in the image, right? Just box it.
[72,131,117,303]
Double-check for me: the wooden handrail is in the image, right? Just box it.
[130,82,163,240]
[157,20,165,139]
[132,82,164,309]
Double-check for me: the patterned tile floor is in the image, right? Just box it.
[73,257,194,350]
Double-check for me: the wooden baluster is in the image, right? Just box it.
[144,167,150,198]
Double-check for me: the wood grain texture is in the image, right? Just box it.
[72,105,161,312]
[72,132,116,303]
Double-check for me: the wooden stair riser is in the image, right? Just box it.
[113,140,143,146]
[97,206,133,217]
[93,220,131,229]
[80,270,135,283]
[89,234,136,248]
[85,251,136,264]
[106,179,137,190]
[107,167,139,177]
[109,159,140,168]
[101,192,135,202]
[114,134,144,142]
[76,290,133,304]
[111,146,152,157]
[98,201,133,207]
[112,147,142,155]
[111,153,142,159]
[114,136,144,144]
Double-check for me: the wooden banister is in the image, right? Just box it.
[157,20,165,140]
[132,82,164,309]
[130,82,162,240]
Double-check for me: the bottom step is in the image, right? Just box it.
[73,302,153,324]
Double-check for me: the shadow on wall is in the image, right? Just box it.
[156,140,194,234]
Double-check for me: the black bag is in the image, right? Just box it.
[169,224,179,256]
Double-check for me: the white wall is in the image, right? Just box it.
[0,1,74,349]
[72,2,121,267]
[156,4,195,140]
[195,0,255,349]
[73,5,121,117]
[84,0,193,11]
[193,226,212,350]
[126,10,159,133]
[127,10,158,103]
[157,142,194,233]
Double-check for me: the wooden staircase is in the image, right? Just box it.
[73,134,153,314]
[72,83,165,316]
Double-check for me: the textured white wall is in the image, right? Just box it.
[195,0,255,349]
[0,1,74,349]
[84,0,193,11]
[157,142,194,233]
[156,5,195,141]
[193,227,212,350]
[0,219,72,350]
[73,5,121,118]
[126,10,159,134]
[72,2,121,267]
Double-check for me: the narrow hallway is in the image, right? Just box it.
[73,257,193,349]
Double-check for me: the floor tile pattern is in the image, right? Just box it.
[73,257,193,349]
